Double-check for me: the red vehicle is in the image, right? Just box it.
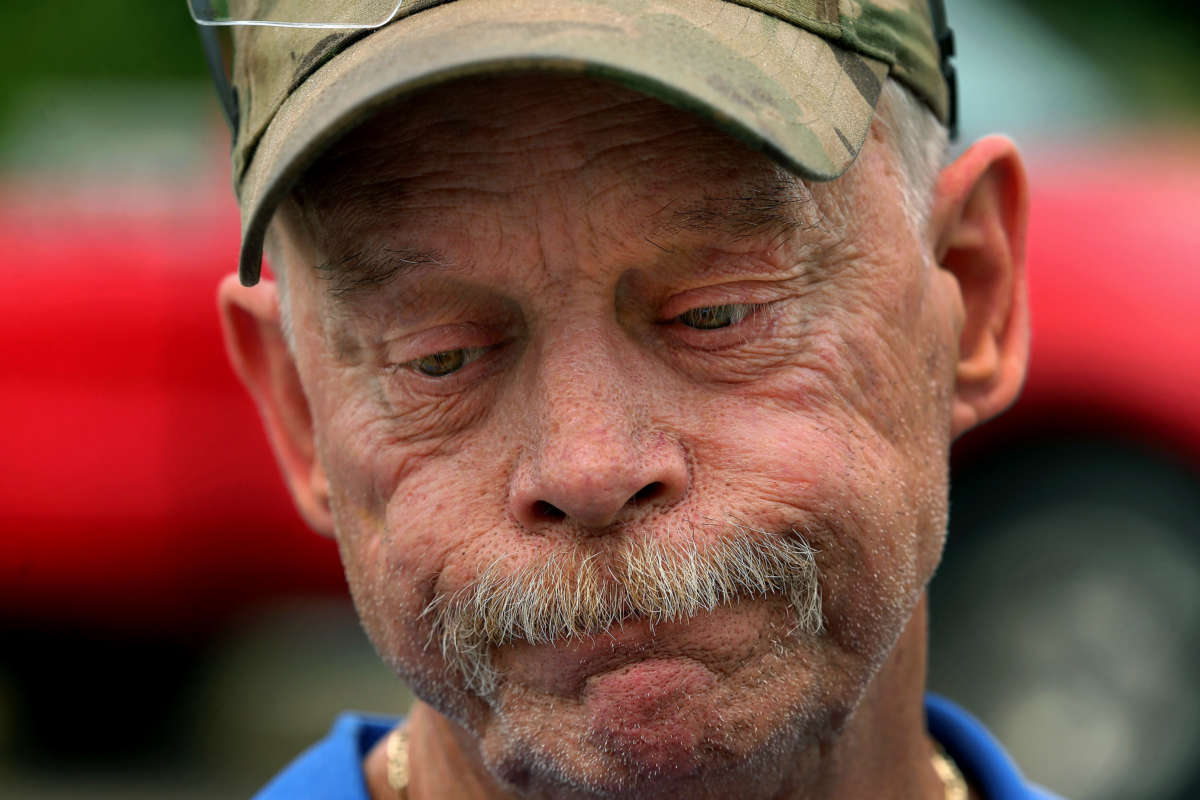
[2,136,1198,797]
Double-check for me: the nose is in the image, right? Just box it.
[508,340,689,532]
[510,431,688,529]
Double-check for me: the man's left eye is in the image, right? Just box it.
[408,347,485,377]
[676,303,755,330]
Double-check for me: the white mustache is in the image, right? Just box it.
[421,519,823,694]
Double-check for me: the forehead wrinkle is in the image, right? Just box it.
[502,97,674,153]
[318,98,685,212]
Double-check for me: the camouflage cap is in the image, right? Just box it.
[229,0,951,285]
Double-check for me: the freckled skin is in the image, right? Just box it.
[275,75,965,799]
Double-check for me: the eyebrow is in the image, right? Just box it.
[649,178,818,245]
[314,246,449,299]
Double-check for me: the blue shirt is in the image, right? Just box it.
[255,694,1063,799]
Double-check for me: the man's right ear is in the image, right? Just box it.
[217,274,334,536]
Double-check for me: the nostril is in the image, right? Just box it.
[632,481,665,504]
[532,500,567,522]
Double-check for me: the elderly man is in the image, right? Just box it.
[198,0,1052,797]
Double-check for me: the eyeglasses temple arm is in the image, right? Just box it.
[927,0,958,140]
[193,1,240,136]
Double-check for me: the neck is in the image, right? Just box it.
[365,594,948,799]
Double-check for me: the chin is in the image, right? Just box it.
[479,694,834,800]
[471,619,860,800]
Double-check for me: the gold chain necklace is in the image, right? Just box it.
[386,728,969,800]
[932,746,969,800]
[386,726,410,799]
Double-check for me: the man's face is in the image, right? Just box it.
[275,74,963,796]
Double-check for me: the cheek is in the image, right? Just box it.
[709,402,925,647]
[691,293,952,659]
[307,382,456,676]
[315,385,530,708]
[829,251,957,547]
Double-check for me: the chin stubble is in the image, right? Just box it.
[421,519,824,695]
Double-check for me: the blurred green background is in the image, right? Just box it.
[1,2,1197,799]
[0,3,206,100]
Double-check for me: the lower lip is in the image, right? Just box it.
[584,657,718,768]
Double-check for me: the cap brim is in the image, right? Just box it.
[237,0,889,284]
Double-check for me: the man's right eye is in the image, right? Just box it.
[676,303,755,330]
